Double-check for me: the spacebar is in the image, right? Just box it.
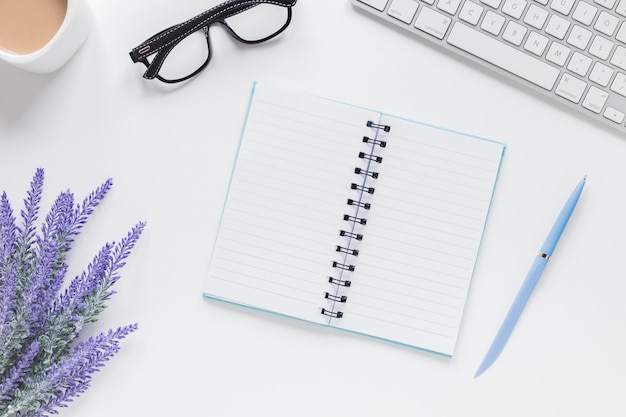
[447,22,560,91]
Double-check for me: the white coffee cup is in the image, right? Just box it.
[0,0,92,73]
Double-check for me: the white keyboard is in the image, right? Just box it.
[352,0,626,134]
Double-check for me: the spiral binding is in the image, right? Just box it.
[336,245,359,256]
[322,119,390,320]
[332,261,355,271]
[367,121,391,132]
[320,308,343,318]
[354,167,379,179]
[325,292,348,302]
[347,198,371,210]
[328,276,352,287]
[339,230,362,241]
[359,152,383,163]
[362,136,387,148]
[343,214,367,225]
[351,183,375,194]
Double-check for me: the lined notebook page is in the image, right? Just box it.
[204,84,381,323]
[204,83,505,355]
[336,115,504,355]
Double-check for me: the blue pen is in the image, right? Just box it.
[475,176,586,378]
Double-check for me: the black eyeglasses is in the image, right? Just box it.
[129,0,297,83]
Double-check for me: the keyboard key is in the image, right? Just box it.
[503,21,528,45]
[551,0,576,15]
[447,22,560,90]
[617,0,626,16]
[524,4,549,29]
[437,0,463,15]
[594,11,619,36]
[617,23,626,42]
[358,0,389,11]
[582,86,608,113]
[480,0,503,8]
[481,10,506,35]
[545,15,570,39]
[594,0,616,8]
[610,72,626,96]
[502,0,527,18]
[604,106,625,123]
[415,7,452,39]
[459,1,485,24]
[589,62,614,86]
[555,73,587,103]
[568,51,593,76]
[567,25,592,49]
[524,31,549,56]
[611,46,626,70]
[589,35,614,60]
[388,0,419,23]
[572,1,598,25]
[546,41,571,66]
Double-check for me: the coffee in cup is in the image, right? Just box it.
[0,0,92,73]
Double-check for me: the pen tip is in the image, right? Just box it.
[475,353,497,378]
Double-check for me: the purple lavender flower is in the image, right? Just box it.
[0,192,17,269]
[0,340,40,401]
[14,168,44,276]
[13,324,137,417]
[0,170,144,417]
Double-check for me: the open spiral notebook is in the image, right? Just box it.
[203,83,505,356]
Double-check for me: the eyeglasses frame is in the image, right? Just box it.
[129,0,296,83]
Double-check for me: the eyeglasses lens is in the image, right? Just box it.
[223,4,290,42]
[157,29,210,82]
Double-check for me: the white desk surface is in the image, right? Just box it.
[1,0,624,415]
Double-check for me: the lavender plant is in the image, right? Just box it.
[0,169,145,417]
